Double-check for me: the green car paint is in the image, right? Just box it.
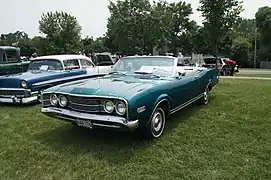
[0,46,30,76]
[41,56,220,139]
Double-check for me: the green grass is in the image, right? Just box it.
[240,68,271,71]
[235,73,271,78]
[0,79,271,180]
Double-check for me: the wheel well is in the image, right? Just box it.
[158,100,170,117]
[208,83,212,91]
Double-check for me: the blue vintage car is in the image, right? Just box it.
[41,56,219,139]
[0,54,112,104]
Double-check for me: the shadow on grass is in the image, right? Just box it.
[0,102,40,108]
[35,125,150,164]
[35,95,217,164]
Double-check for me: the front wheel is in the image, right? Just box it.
[140,107,166,140]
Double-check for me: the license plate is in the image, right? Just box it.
[76,120,92,129]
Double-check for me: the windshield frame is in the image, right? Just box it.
[27,59,64,71]
[110,56,177,78]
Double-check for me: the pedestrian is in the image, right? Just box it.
[177,52,185,66]
[225,59,236,76]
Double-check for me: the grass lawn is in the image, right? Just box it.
[235,73,271,78]
[239,68,271,71]
[0,79,270,180]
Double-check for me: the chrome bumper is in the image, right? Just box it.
[41,107,139,131]
[0,95,38,104]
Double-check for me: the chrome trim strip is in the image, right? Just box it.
[92,123,121,129]
[0,88,31,92]
[170,93,204,114]
[41,107,138,131]
[41,92,129,119]
[32,73,106,87]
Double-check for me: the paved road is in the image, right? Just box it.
[221,76,271,80]
[238,69,271,74]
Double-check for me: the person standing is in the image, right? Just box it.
[177,52,185,66]
[226,59,236,76]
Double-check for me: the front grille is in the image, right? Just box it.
[68,96,105,113]
[0,89,30,97]
[42,93,127,117]
[42,94,51,107]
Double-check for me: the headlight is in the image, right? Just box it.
[59,95,67,107]
[50,94,58,106]
[104,100,114,113]
[21,80,28,89]
[115,101,126,115]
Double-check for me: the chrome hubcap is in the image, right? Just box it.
[204,88,209,103]
[152,111,162,132]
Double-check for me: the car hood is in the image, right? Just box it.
[0,70,77,88]
[48,75,171,100]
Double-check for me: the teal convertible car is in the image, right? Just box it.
[41,56,219,139]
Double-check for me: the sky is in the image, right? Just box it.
[0,0,270,39]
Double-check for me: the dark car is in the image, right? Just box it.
[0,46,30,76]
[202,56,231,76]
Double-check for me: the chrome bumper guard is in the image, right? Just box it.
[41,107,139,131]
[0,89,38,104]
[0,95,38,104]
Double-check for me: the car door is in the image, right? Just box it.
[5,50,23,74]
[169,74,200,109]
[63,59,86,76]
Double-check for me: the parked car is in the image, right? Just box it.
[41,55,219,140]
[93,53,114,66]
[0,46,30,76]
[202,56,231,76]
[0,54,112,104]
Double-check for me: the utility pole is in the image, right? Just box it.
[254,27,257,69]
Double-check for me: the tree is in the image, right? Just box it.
[106,0,152,55]
[192,26,212,54]
[166,1,196,55]
[255,6,271,61]
[81,36,109,53]
[198,0,243,58]
[39,11,82,54]
[234,18,256,40]
[0,31,35,56]
[0,31,29,46]
[230,36,252,67]
[106,0,195,55]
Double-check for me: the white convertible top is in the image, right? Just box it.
[31,54,91,61]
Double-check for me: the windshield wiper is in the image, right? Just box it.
[134,71,160,78]
[108,71,127,76]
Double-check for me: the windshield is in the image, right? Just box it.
[5,50,20,62]
[28,59,63,71]
[111,57,175,77]
[96,55,114,66]
[203,58,222,64]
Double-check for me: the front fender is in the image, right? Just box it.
[130,93,171,128]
